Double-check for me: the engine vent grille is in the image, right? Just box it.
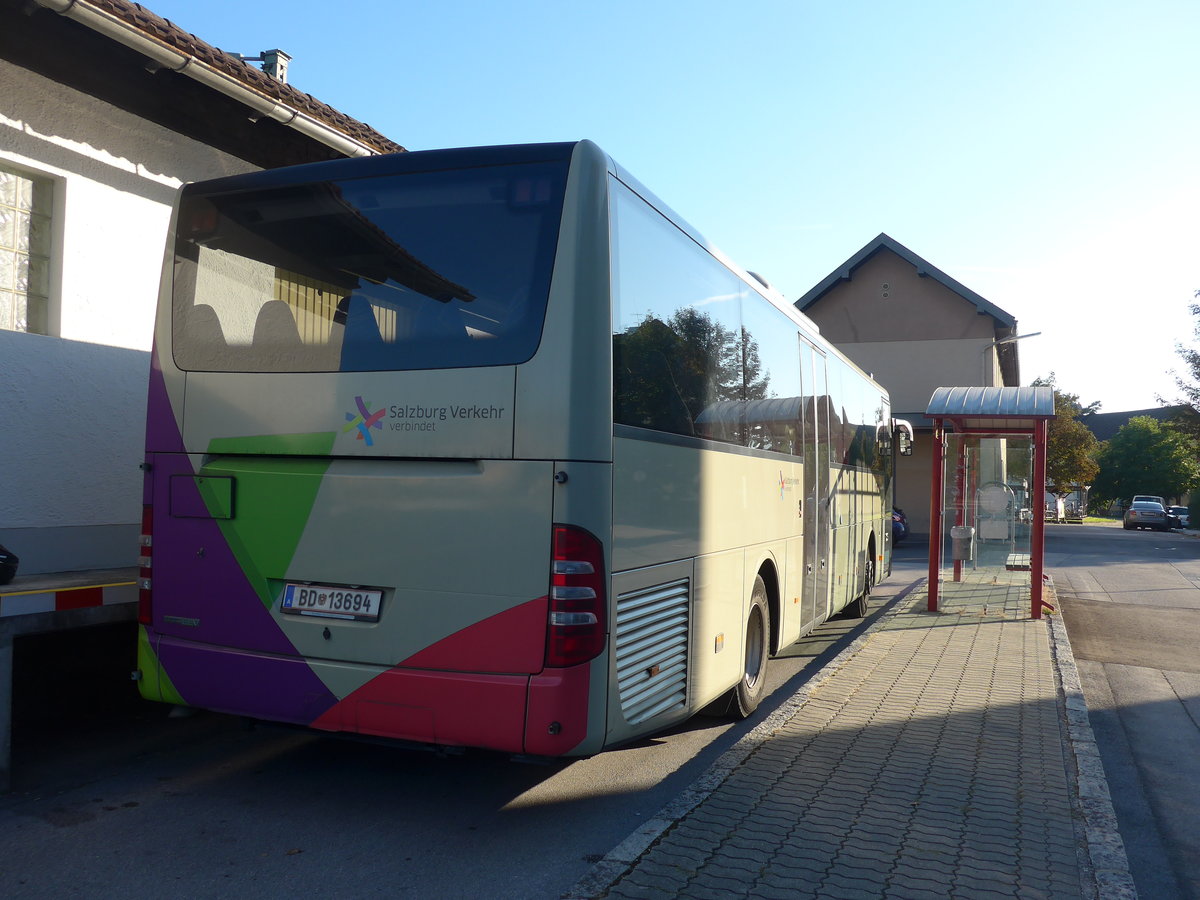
[615,577,689,724]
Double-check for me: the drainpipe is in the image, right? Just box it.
[32,0,378,158]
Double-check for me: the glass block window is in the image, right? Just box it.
[0,164,53,333]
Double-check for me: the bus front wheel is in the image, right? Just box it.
[734,576,771,718]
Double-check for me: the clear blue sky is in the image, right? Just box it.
[147,0,1199,412]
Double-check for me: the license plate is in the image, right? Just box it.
[281,583,383,621]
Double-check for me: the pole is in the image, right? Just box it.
[928,422,945,611]
[953,436,966,582]
[1032,419,1052,618]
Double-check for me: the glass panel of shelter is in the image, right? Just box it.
[938,432,1035,601]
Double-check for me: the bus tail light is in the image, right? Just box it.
[546,525,606,668]
[138,504,153,625]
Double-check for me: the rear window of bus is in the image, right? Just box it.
[170,161,567,372]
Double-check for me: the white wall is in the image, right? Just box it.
[0,59,257,573]
[0,331,147,572]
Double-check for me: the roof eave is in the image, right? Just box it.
[33,0,404,158]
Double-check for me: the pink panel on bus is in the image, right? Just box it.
[398,595,549,673]
[311,596,584,753]
[312,668,529,753]
[524,663,591,756]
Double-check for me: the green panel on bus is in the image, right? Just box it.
[199,453,333,609]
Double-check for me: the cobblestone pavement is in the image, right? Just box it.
[567,573,1136,900]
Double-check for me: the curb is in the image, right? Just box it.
[1046,589,1138,900]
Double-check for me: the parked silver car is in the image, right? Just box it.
[1123,501,1170,531]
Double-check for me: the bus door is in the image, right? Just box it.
[800,341,832,628]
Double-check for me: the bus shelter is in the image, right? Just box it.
[926,386,1056,618]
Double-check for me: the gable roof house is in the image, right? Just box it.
[1,0,404,574]
[1080,406,1190,443]
[796,233,1028,536]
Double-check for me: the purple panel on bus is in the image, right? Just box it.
[156,636,337,723]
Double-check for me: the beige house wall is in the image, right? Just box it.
[825,338,995,421]
[810,254,997,342]
[801,247,1017,537]
[896,443,934,542]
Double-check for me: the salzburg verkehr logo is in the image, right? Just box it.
[343,396,385,446]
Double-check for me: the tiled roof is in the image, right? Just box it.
[1080,406,1189,442]
[86,0,405,154]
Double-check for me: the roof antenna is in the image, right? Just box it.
[747,271,774,291]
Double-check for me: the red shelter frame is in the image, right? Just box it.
[925,387,1056,618]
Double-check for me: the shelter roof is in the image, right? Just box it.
[695,397,804,425]
[926,386,1055,432]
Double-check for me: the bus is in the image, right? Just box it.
[136,140,897,757]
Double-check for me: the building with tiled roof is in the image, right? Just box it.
[796,233,1029,536]
[2,0,404,166]
[1079,406,1188,443]
[0,0,405,573]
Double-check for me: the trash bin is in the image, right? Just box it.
[950,525,975,561]
[0,543,18,585]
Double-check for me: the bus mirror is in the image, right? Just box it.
[898,433,913,456]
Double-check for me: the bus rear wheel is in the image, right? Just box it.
[847,551,874,619]
[733,576,771,718]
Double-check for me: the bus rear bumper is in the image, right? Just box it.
[141,632,595,756]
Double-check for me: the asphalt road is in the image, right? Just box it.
[0,549,928,899]
[1051,522,1200,900]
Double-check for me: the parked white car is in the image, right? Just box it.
[1132,494,1166,508]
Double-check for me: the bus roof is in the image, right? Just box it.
[185,141,580,195]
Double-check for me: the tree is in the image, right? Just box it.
[1091,416,1200,508]
[1166,290,1200,441]
[1030,376,1100,497]
[613,308,769,441]
[613,315,696,435]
